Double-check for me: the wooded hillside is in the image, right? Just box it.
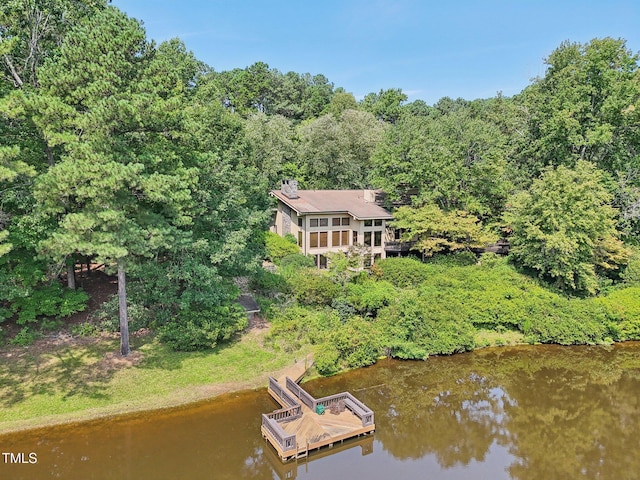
[1,3,639,353]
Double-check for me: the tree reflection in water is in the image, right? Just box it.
[3,344,639,480]
[305,343,640,480]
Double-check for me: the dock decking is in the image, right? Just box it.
[261,361,375,461]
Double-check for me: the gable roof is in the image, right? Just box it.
[271,189,393,220]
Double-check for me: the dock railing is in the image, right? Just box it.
[261,414,297,454]
[284,376,374,428]
[285,377,316,410]
[269,377,299,408]
[266,404,302,422]
[315,392,375,427]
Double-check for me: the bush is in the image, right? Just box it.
[267,306,340,352]
[372,257,432,288]
[158,304,247,351]
[9,326,41,346]
[91,295,151,332]
[314,342,341,376]
[70,322,101,337]
[596,287,640,340]
[621,248,640,286]
[10,283,88,325]
[280,253,315,269]
[265,231,300,264]
[250,268,290,295]
[518,295,610,345]
[425,251,477,267]
[378,290,475,359]
[333,316,382,369]
[347,280,397,317]
[291,270,341,306]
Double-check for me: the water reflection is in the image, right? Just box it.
[1,344,640,479]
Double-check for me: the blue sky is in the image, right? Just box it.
[112,0,640,104]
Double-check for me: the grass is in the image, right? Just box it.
[0,329,311,434]
[474,329,525,348]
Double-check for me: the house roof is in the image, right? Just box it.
[271,189,393,220]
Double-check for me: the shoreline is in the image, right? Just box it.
[3,339,634,437]
[0,358,308,436]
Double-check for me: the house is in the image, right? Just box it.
[270,180,394,268]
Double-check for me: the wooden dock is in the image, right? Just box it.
[261,359,375,461]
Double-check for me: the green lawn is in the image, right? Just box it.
[0,330,311,433]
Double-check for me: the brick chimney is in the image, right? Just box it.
[281,179,299,199]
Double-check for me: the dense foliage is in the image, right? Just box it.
[265,255,640,375]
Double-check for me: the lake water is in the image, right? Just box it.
[2,343,640,479]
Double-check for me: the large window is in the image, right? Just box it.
[364,220,372,227]
[374,231,382,247]
[310,231,328,248]
[319,231,328,247]
[374,219,383,227]
[332,230,350,246]
[364,231,372,247]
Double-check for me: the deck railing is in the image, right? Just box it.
[267,404,302,422]
[316,392,375,427]
[285,377,316,410]
[269,377,299,408]
[265,375,374,458]
[262,414,297,453]
[284,376,375,428]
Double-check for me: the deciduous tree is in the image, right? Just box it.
[505,160,629,294]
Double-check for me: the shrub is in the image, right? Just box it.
[267,306,340,352]
[425,251,477,267]
[347,280,397,317]
[250,268,290,295]
[91,295,151,332]
[332,316,382,369]
[378,290,475,359]
[9,326,41,346]
[372,257,432,288]
[595,287,640,340]
[265,231,300,264]
[621,248,640,286]
[314,342,341,376]
[10,283,88,325]
[70,322,101,337]
[291,270,341,306]
[280,253,315,269]
[520,299,609,345]
[158,303,247,351]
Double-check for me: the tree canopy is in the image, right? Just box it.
[505,161,629,294]
[1,1,639,356]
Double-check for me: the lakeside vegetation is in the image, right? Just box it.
[261,252,640,375]
[1,2,640,427]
